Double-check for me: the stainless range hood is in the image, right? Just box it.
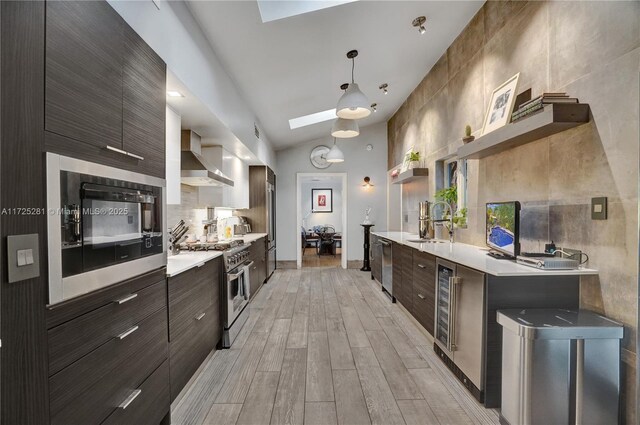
[181,130,234,187]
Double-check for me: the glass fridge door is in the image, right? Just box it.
[435,262,455,352]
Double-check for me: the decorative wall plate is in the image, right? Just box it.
[310,145,331,169]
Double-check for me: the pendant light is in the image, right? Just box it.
[332,84,360,138]
[331,118,359,138]
[326,138,344,163]
[336,50,371,119]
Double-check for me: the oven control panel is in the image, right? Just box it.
[223,245,251,271]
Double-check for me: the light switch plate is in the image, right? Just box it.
[7,234,40,283]
[591,197,608,220]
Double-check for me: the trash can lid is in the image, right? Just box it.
[496,309,623,340]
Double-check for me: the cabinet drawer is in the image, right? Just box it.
[413,288,435,335]
[49,307,168,425]
[48,278,166,375]
[170,303,219,401]
[102,359,170,425]
[168,259,219,339]
[413,251,436,285]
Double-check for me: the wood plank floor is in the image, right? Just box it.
[172,268,500,425]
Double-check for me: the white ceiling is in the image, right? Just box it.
[166,70,262,165]
[186,0,484,150]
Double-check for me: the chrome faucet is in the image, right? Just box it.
[430,201,455,243]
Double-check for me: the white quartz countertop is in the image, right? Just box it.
[372,231,598,277]
[166,233,267,277]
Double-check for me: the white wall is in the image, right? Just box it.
[166,106,181,205]
[276,122,388,261]
[301,181,343,232]
[109,0,276,169]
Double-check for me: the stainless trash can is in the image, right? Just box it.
[497,309,623,425]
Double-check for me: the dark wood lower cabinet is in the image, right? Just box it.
[248,236,267,298]
[102,360,170,425]
[169,303,218,401]
[168,256,222,401]
[47,269,170,425]
[412,251,436,336]
[386,243,436,337]
[370,235,382,283]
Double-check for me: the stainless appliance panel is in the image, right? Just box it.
[454,265,485,389]
[267,182,276,250]
[46,153,166,305]
[222,262,250,348]
[380,239,392,296]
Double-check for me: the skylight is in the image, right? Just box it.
[289,108,337,130]
[257,0,359,23]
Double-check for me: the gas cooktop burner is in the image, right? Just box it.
[180,239,245,252]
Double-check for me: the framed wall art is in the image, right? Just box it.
[481,73,520,136]
[311,188,333,213]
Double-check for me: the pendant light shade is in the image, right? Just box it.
[336,83,371,119]
[331,117,359,138]
[326,139,344,163]
[336,50,371,120]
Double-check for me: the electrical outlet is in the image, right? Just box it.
[404,214,409,223]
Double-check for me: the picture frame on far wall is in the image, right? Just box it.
[481,73,520,136]
[312,188,333,213]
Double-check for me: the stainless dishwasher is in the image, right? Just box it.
[380,238,393,297]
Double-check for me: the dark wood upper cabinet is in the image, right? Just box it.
[45,0,124,149]
[45,0,166,178]
[123,25,166,178]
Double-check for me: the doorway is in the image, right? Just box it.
[296,173,347,269]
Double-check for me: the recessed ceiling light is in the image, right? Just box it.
[167,91,184,97]
[289,108,337,130]
[412,16,426,34]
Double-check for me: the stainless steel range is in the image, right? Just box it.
[220,243,253,348]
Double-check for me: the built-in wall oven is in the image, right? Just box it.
[46,153,166,305]
[222,244,252,348]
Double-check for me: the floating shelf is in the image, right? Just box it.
[391,168,428,184]
[457,103,590,160]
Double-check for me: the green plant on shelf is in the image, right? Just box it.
[408,151,420,162]
[465,124,472,137]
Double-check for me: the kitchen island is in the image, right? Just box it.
[370,231,598,408]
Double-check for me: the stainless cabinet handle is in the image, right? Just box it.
[417,264,426,269]
[379,240,391,246]
[119,389,142,409]
[245,261,255,268]
[126,152,144,161]
[105,145,144,161]
[106,145,128,156]
[117,325,139,340]
[196,262,206,268]
[417,293,425,299]
[195,312,206,321]
[114,293,138,305]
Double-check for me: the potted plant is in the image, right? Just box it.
[463,124,475,143]
[435,186,467,228]
[408,151,421,169]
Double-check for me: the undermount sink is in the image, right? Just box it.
[406,239,446,244]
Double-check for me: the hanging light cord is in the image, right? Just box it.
[351,58,355,84]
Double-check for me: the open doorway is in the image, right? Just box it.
[296,173,347,269]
